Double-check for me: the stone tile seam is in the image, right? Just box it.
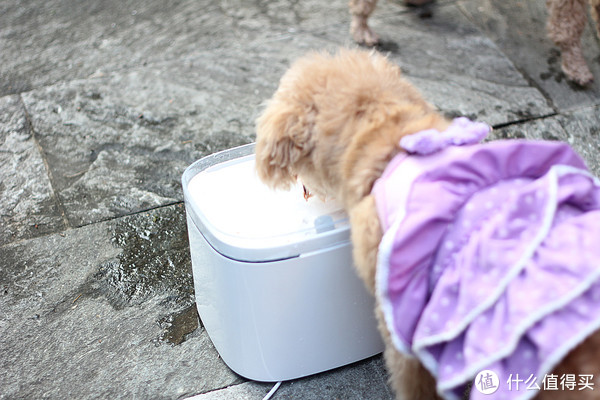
[70,200,186,232]
[491,111,559,130]
[0,201,187,250]
[184,382,258,400]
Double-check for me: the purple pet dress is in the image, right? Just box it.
[372,118,600,400]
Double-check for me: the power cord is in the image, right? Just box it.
[262,381,282,400]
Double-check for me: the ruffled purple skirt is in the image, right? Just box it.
[374,137,600,400]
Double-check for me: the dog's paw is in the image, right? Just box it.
[351,17,380,46]
[561,47,594,86]
[567,68,594,87]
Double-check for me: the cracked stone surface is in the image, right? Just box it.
[0,205,242,399]
[1,0,600,398]
[458,0,600,110]
[187,356,393,400]
[492,105,600,175]
[0,95,66,244]
[370,3,555,123]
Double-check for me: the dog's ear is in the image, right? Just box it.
[255,98,315,190]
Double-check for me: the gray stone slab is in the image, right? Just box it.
[19,56,263,226]
[278,0,554,125]
[187,356,393,400]
[186,381,274,400]
[0,95,66,245]
[0,0,355,97]
[0,0,241,96]
[16,17,348,227]
[2,0,555,130]
[553,107,600,176]
[458,0,600,110]
[368,3,554,125]
[0,204,241,400]
[493,105,600,176]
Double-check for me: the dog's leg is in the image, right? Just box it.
[349,195,382,294]
[375,306,441,400]
[350,196,440,399]
[349,0,379,46]
[546,0,594,85]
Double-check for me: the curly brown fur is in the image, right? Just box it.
[255,49,449,210]
[255,49,600,399]
[376,303,441,399]
[351,195,440,399]
[256,48,446,399]
[349,195,381,294]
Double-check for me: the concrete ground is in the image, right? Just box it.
[1,0,599,399]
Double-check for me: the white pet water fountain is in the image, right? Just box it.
[182,143,383,382]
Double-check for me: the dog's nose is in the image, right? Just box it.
[303,185,313,201]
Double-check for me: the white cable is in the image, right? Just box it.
[262,381,282,400]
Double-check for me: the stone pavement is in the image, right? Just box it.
[1,0,599,399]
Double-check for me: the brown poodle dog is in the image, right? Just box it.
[350,0,600,85]
[255,49,600,399]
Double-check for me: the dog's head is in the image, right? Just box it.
[255,49,448,207]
